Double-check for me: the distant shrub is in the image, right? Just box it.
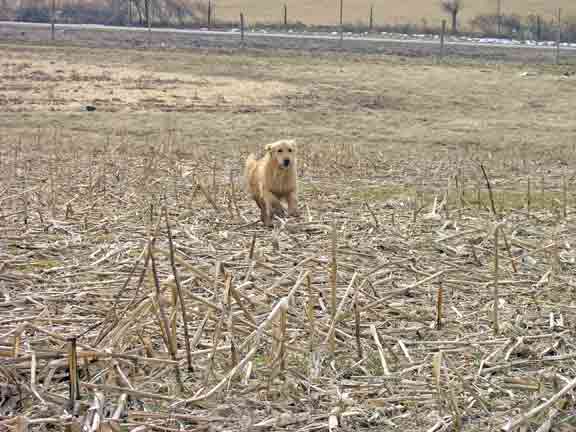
[470,13,523,37]
[468,13,576,42]
[563,17,576,42]
[16,5,50,23]
[59,3,124,25]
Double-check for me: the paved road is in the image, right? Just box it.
[1,20,575,63]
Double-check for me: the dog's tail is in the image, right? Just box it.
[245,153,258,172]
[246,153,257,165]
[244,153,258,193]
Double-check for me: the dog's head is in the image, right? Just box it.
[265,139,296,170]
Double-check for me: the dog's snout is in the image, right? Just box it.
[283,159,290,167]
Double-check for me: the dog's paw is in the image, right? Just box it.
[261,216,274,227]
[288,209,300,218]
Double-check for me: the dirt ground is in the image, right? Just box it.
[1,34,576,431]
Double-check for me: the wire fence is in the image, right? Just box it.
[1,1,576,65]
[3,0,576,41]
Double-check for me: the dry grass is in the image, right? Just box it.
[213,0,576,27]
[2,42,576,431]
[0,48,295,113]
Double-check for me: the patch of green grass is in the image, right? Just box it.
[93,233,114,242]
[349,184,566,212]
[463,190,566,211]
[351,185,413,202]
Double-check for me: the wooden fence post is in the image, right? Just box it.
[555,8,562,65]
[51,0,56,41]
[146,0,151,46]
[439,19,446,61]
[240,12,245,47]
[128,0,132,25]
[339,0,344,48]
[369,4,374,32]
[208,0,212,28]
[497,0,502,35]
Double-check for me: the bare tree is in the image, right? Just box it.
[441,0,462,34]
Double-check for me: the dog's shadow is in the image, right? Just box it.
[271,206,288,219]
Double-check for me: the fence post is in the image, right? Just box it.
[439,19,446,61]
[146,0,151,47]
[240,12,245,47]
[208,0,212,28]
[536,15,541,41]
[339,0,344,48]
[112,0,119,24]
[497,0,502,35]
[555,8,562,65]
[283,4,287,27]
[50,0,55,41]
[369,5,373,32]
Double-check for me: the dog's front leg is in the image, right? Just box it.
[287,191,299,217]
[262,192,281,226]
[256,198,271,226]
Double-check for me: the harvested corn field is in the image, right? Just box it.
[1,41,576,431]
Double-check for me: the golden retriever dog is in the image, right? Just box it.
[245,139,299,226]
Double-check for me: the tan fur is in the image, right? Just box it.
[245,139,299,226]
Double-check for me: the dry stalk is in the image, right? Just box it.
[432,351,444,416]
[197,180,220,212]
[323,273,359,345]
[228,283,257,326]
[493,224,500,336]
[306,272,317,353]
[526,176,531,216]
[562,173,567,218]
[164,206,193,372]
[503,375,576,431]
[370,325,390,375]
[500,227,518,273]
[149,238,183,392]
[330,222,338,355]
[353,292,362,360]
[67,338,80,406]
[174,271,310,407]
[480,164,498,218]
[476,177,482,211]
[435,278,443,330]
[278,306,288,372]
[361,270,446,312]
[204,311,224,386]
[94,245,148,346]
[364,201,379,228]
